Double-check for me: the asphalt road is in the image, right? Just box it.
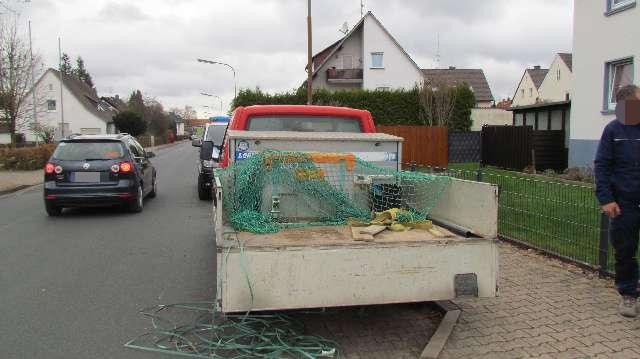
[0,142,215,359]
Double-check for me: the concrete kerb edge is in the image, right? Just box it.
[0,140,187,199]
[0,183,43,199]
[420,300,461,359]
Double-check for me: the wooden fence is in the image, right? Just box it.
[481,125,567,171]
[376,125,448,167]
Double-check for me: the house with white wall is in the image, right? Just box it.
[538,53,573,102]
[512,66,549,107]
[15,68,116,143]
[511,54,573,131]
[569,0,638,167]
[310,11,495,111]
[311,12,423,92]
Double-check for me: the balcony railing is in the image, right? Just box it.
[326,68,363,83]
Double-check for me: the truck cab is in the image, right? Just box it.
[219,105,377,168]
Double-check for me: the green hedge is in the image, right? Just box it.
[231,86,475,129]
[0,144,55,170]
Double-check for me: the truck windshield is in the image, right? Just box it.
[205,125,227,145]
[247,116,362,132]
[52,141,125,161]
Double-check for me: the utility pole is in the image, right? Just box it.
[58,37,65,138]
[306,0,313,105]
[435,33,441,69]
[28,20,38,146]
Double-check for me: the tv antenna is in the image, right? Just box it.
[339,21,349,35]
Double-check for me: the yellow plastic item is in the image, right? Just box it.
[389,223,408,232]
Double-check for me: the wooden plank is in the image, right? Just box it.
[420,301,461,359]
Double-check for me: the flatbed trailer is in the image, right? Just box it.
[213,130,499,313]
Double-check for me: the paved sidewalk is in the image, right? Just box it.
[441,243,640,359]
[0,170,41,192]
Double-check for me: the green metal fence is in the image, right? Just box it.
[417,165,615,275]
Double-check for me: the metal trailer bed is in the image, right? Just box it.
[213,131,499,313]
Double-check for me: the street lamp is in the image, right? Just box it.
[197,58,237,100]
[200,92,223,113]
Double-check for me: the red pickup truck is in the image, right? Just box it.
[219,105,377,168]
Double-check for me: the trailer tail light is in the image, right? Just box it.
[45,163,55,174]
[119,161,133,173]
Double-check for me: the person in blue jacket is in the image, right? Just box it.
[595,84,640,317]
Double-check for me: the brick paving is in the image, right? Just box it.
[295,303,442,359]
[298,242,640,358]
[441,243,640,359]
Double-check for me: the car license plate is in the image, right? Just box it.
[73,172,101,183]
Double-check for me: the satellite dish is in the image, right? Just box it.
[339,22,349,35]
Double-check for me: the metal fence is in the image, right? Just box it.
[417,164,616,276]
[448,131,481,163]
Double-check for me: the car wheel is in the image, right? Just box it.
[197,175,211,200]
[45,202,62,216]
[148,175,157,198]
[129,183,144,213]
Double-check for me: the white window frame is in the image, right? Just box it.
[370,52,384,69]
[341,55,353,70]
[609,0,635,10]
[605,57,634,111]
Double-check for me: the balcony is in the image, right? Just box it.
[326,68,363,84]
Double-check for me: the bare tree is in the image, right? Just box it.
[0,17,42,143]
[418,80,458,126]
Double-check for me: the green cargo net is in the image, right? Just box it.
[218,150,451,234]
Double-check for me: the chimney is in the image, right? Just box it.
[449,66,456,70]
[533,65,541,70]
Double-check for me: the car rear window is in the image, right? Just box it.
[52,141,125,161]
[247,115,362,132]
[205,124,227,145]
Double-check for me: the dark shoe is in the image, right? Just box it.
[619,296,637,318]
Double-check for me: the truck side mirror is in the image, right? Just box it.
[192,138,202,147]
[212,146,221,161]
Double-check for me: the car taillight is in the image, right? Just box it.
[45,163,55,174]
[54,165,63,174]
[119,161,133,173]
[110,164,120,173]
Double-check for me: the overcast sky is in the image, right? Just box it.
[10,0,572,117]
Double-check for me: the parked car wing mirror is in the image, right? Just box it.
[192,138,202,147]
[146,151,156,158]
